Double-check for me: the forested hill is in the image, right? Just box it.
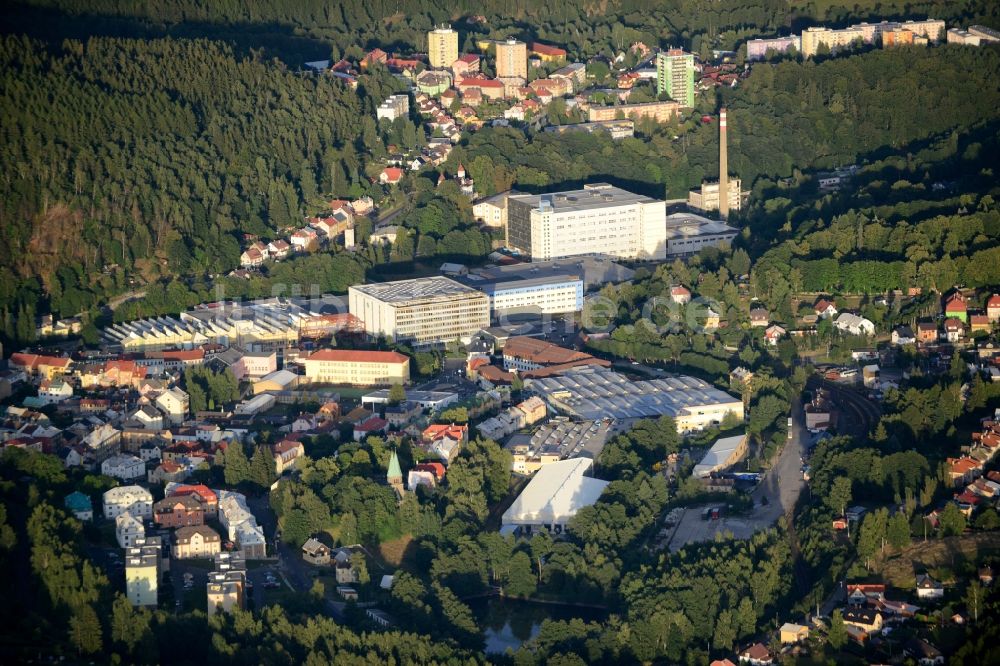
[0,35,402,321]
[10,0,1000,63]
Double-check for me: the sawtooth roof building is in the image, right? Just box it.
[526,366,743,432]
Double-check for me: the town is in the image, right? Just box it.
[1,1,1000,664]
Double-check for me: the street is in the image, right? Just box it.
[665,394,807,552]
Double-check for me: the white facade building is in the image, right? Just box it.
[507,184,667,261]
[376,94,410,122]
[104,485,154,519]
[349,277,490,347]
[463,274,584,318]
[664,212,739,256]
[101,454,146,481]
[115,511,145,548]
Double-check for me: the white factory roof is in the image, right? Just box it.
[528,366,741,421]
[349,276,483,304]
[692,433,747,478]
[509,183,660,213]
[501,458,609,526]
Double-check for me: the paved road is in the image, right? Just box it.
[666,394,807,551]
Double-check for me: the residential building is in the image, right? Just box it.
[779,623,809,644]
[451,53,480,78]
[507,184,667,261]
[349,277,490,347]
[302,349,411,386]
[496,39,527,79]
[104,485,153,519]
[529,366,743,431]
[656,49,695,107]
[746,35,801,60]
[217,490,267,559]
[421,423,469,462]
[739,643,773,665]
[587,100,681,123]
[173,525,222,559]
[207,570,246,615]
[153,495,205,528]
[945,318,965,342]
[842,607,884,632]
[272,437,305,474]
[945,292,968,322]
[892,325,916,345]
[427,26,459,69]
[970,24,1000,43]
[664,212,739,256]
[125,542,159,608]
[916,573,944,599]
[379,167,403,185]
[101,454,146,481]
[302,537,331,565]
[155,388,189,425]
[833,313,876,336]
[116,511,145,548]
[502,458,609,534]
[38,378,73,404]
[472,190,518,228]
[64,491,94,521]
[800,26,865,57]
[749,308,769,327]
[168,483,218,517]
[688,179,742,214]
[376,94,410,122]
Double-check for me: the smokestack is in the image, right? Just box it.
[719,108,729,220]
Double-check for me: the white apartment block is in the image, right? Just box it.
[800,26,865,57]
[349,277,490,347]
[506,184,667,261]
[104,485,154,520]
[376,94,410,122]
[101,454,146,481]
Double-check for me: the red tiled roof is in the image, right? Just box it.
[423,424,467,441]
[160,349,205,361]
[169,483,218,504]
[381,167,403,181]
[457,54,480,64]
[355,417,388,432]
[988,294,1000,308]
[459,77,504,89]
[530,42,567,57]
[307,349,409,364]
[414,462,446,479]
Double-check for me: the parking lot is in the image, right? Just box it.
[664,394,807,552]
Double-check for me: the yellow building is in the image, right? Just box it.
[428,26,459,69]
[496,39,527,79]
[173,525,221,559]
[302,349,411,386]
[125,546,159,608]
[207,571,245,614]
[800,26,864,57]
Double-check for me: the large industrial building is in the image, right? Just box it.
[664,212,739,256]
[459,273,584,318]
[527,366,743,432]
[349,277,490,347]
[501,457,609,534]
[688,179,743,215]
[506,184,667,261]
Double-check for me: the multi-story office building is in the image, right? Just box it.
[460,273,584,318]
[746,35,801,60]
[302,349,411,386]
[495,39,527,79]
[655,49,695,107]
[427,26,459,69]
[349,277,490,346]
[506,183,667,261]
[800,26,864,57]
[376,94,409,122]
[688,179,743,214]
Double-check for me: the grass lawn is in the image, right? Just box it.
[880,532,1000,588]
[378,534,414,569]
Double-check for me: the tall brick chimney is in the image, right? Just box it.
[719,108,729,220]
